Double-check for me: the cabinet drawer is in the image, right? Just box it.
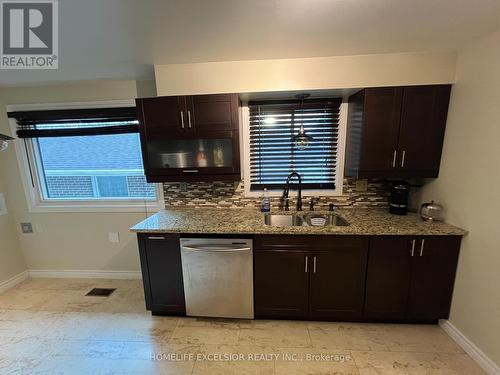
[255,235,368,251]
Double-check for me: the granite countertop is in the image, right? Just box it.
[130,208,467,236]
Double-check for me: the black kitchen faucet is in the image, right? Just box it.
[280,172,303,211]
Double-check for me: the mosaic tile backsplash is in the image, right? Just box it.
[163,179,390,209]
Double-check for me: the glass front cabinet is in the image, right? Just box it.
[136,94,241,182]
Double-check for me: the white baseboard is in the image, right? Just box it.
[0,270,29,294]
[439,319,500,375]
[28,269,142,280]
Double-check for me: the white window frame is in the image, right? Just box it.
[7,100,164,213]
[241,100,348,198]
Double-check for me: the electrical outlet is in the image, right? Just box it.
[108,232,120,243]
[355,179,368,192]
[0,193,7,216]
[35,223,43,233]
[20,222,34,234]
[179,182,187,192]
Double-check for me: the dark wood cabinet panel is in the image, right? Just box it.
[309,238,368,319]
[137,96,186,139]
[188,94,239,131]
[345,88,402,177]
[254,249,309,318]
[254,235,369,320]
[136,93,241,182]
[365,236,412,319]
[365,235,461,322]
[407,236,461,320]
[398,85,451,177]
[345,84,451,179]
[137,233,185,315]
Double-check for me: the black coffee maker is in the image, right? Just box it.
[389,181,410,215]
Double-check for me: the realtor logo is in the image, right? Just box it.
[1,0,58,69]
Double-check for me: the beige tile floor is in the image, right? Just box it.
[0,278,485,375]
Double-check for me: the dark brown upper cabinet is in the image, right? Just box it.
[136,94,241,182]
[365,235,461,322]
[345,85,451,179]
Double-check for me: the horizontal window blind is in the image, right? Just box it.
[8,107,138,138]
[248,99,341,190]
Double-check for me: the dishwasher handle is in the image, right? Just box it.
[182,245,251,253]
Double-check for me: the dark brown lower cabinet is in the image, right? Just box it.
[137,233,186,315]
[254,235,369,320]
[309,244,368,319]
[365,235,461,322]
[406,236,461,320]
[364,236,412,319]
[135,232,461,322]
[254,250,309,318]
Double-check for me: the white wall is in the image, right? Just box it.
[155,51,457,96]
[419,29,500,366]
[0,170,26,283]
[0,80,156,274]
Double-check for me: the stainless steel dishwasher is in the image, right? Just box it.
[180,238,254,319]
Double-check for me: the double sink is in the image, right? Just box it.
[264,212,349,227]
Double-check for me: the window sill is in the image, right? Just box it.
[27,201,164,213]
[244,189,345,198]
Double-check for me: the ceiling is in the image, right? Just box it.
[1,0,500,87]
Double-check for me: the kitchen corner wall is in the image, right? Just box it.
[0,80,157,274]
[163,179,390,209]
[418,28,500,367]
[0,172,27,284]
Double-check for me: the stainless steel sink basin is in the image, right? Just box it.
[263,213,349,227]
[304,213,349,227]
[264,214,304,227]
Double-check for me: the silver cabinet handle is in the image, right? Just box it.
[147,236,165,240]
[305,256,308,273]
[182,245,250,253]
[420,239,425,257]
[313,256,317,273]
[392,150,397,168]
[401,150,406,168]
[182,169,199,173]
[180,111,185,129]
[410,239,416,256]
[187,110,192,128]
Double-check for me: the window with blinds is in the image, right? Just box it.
[7,107,157,202]
[9,107,138,138]
[248,98,341,191]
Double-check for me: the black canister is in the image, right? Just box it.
[389,181,409,215]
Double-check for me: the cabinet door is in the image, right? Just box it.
[407,236,461,320]
[397,85,451,177]
[137,96,186,139]
[358,87,403,176]
[309,237,369,319]
[187,94,238,132]
[138,234,185,315]
[365,236,412,319]
[254,250,309,318]
[143,130,240,182]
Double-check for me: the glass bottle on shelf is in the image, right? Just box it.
[213,141,224,167]
[196,140,208,167]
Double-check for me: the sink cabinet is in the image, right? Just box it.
[254,235,369,320]
[254,249,310,318]
[365,235,461,321]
